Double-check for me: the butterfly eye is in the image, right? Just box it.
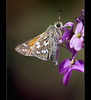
[56,23,60,27]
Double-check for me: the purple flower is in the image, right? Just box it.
[70,20,84,51]
[70,10,84,51]
[58,9,84,86]
[59,59,84,86]
[60,9,84,51]
[59,22,74,43]
[59,22,78,58]
[65,39,78,60]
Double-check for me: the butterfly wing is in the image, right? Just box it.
[15,34,41,56]
[32,29,60,65]
[15,29,59,65]
[15,32,51,60]
[30,31,59,64]
[30,32,51,60]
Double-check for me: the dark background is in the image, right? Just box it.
[6,0,84,100]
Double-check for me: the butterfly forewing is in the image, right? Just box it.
[15,32,51,61]
[15,35,41,56]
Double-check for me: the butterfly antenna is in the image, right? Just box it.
[58,10,61,24]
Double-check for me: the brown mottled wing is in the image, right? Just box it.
[15,32,50,61]
[31,31,60,65]
[31,32,51,61]
[15,34,41,56]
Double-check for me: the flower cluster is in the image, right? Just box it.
[59,9,84,86]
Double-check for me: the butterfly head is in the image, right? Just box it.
[54,22,63,28]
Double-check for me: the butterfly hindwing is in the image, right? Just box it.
[31,30,59,65]
[31,32,50,60]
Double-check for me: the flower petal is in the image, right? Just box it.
[74,38,83,51]
[81,26,84,36]
[61,28,70,42]
[65,39,73,53]
[70,34,77,48]
[62,22,74,30]
[70,33,84,51]
[72,60,84,73]
[59,59,71,74]
[75,21,83,34]
[63,68,72,86]
[65,39,78,58]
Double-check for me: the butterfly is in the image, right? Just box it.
[15,10,63,65]
[15,21,63,65]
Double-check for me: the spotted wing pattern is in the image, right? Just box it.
[15,35,40,56]
[31,32,50,60]
[15,32,51,60]
[15,31,59,65]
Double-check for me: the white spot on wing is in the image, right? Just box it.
[45,49,48,53]
[36,42,40,45]
[22,49,28,52]
[44,36,47,39]
[43,41,49,46]
[22,43,27,47]
[36,51,40,54]
[36,44,41,49]
[22,49,25,51]
[41,49,48,54]
[41,50,45,53]
[25,49,28,51]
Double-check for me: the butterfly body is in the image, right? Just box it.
[15,22,63,65]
